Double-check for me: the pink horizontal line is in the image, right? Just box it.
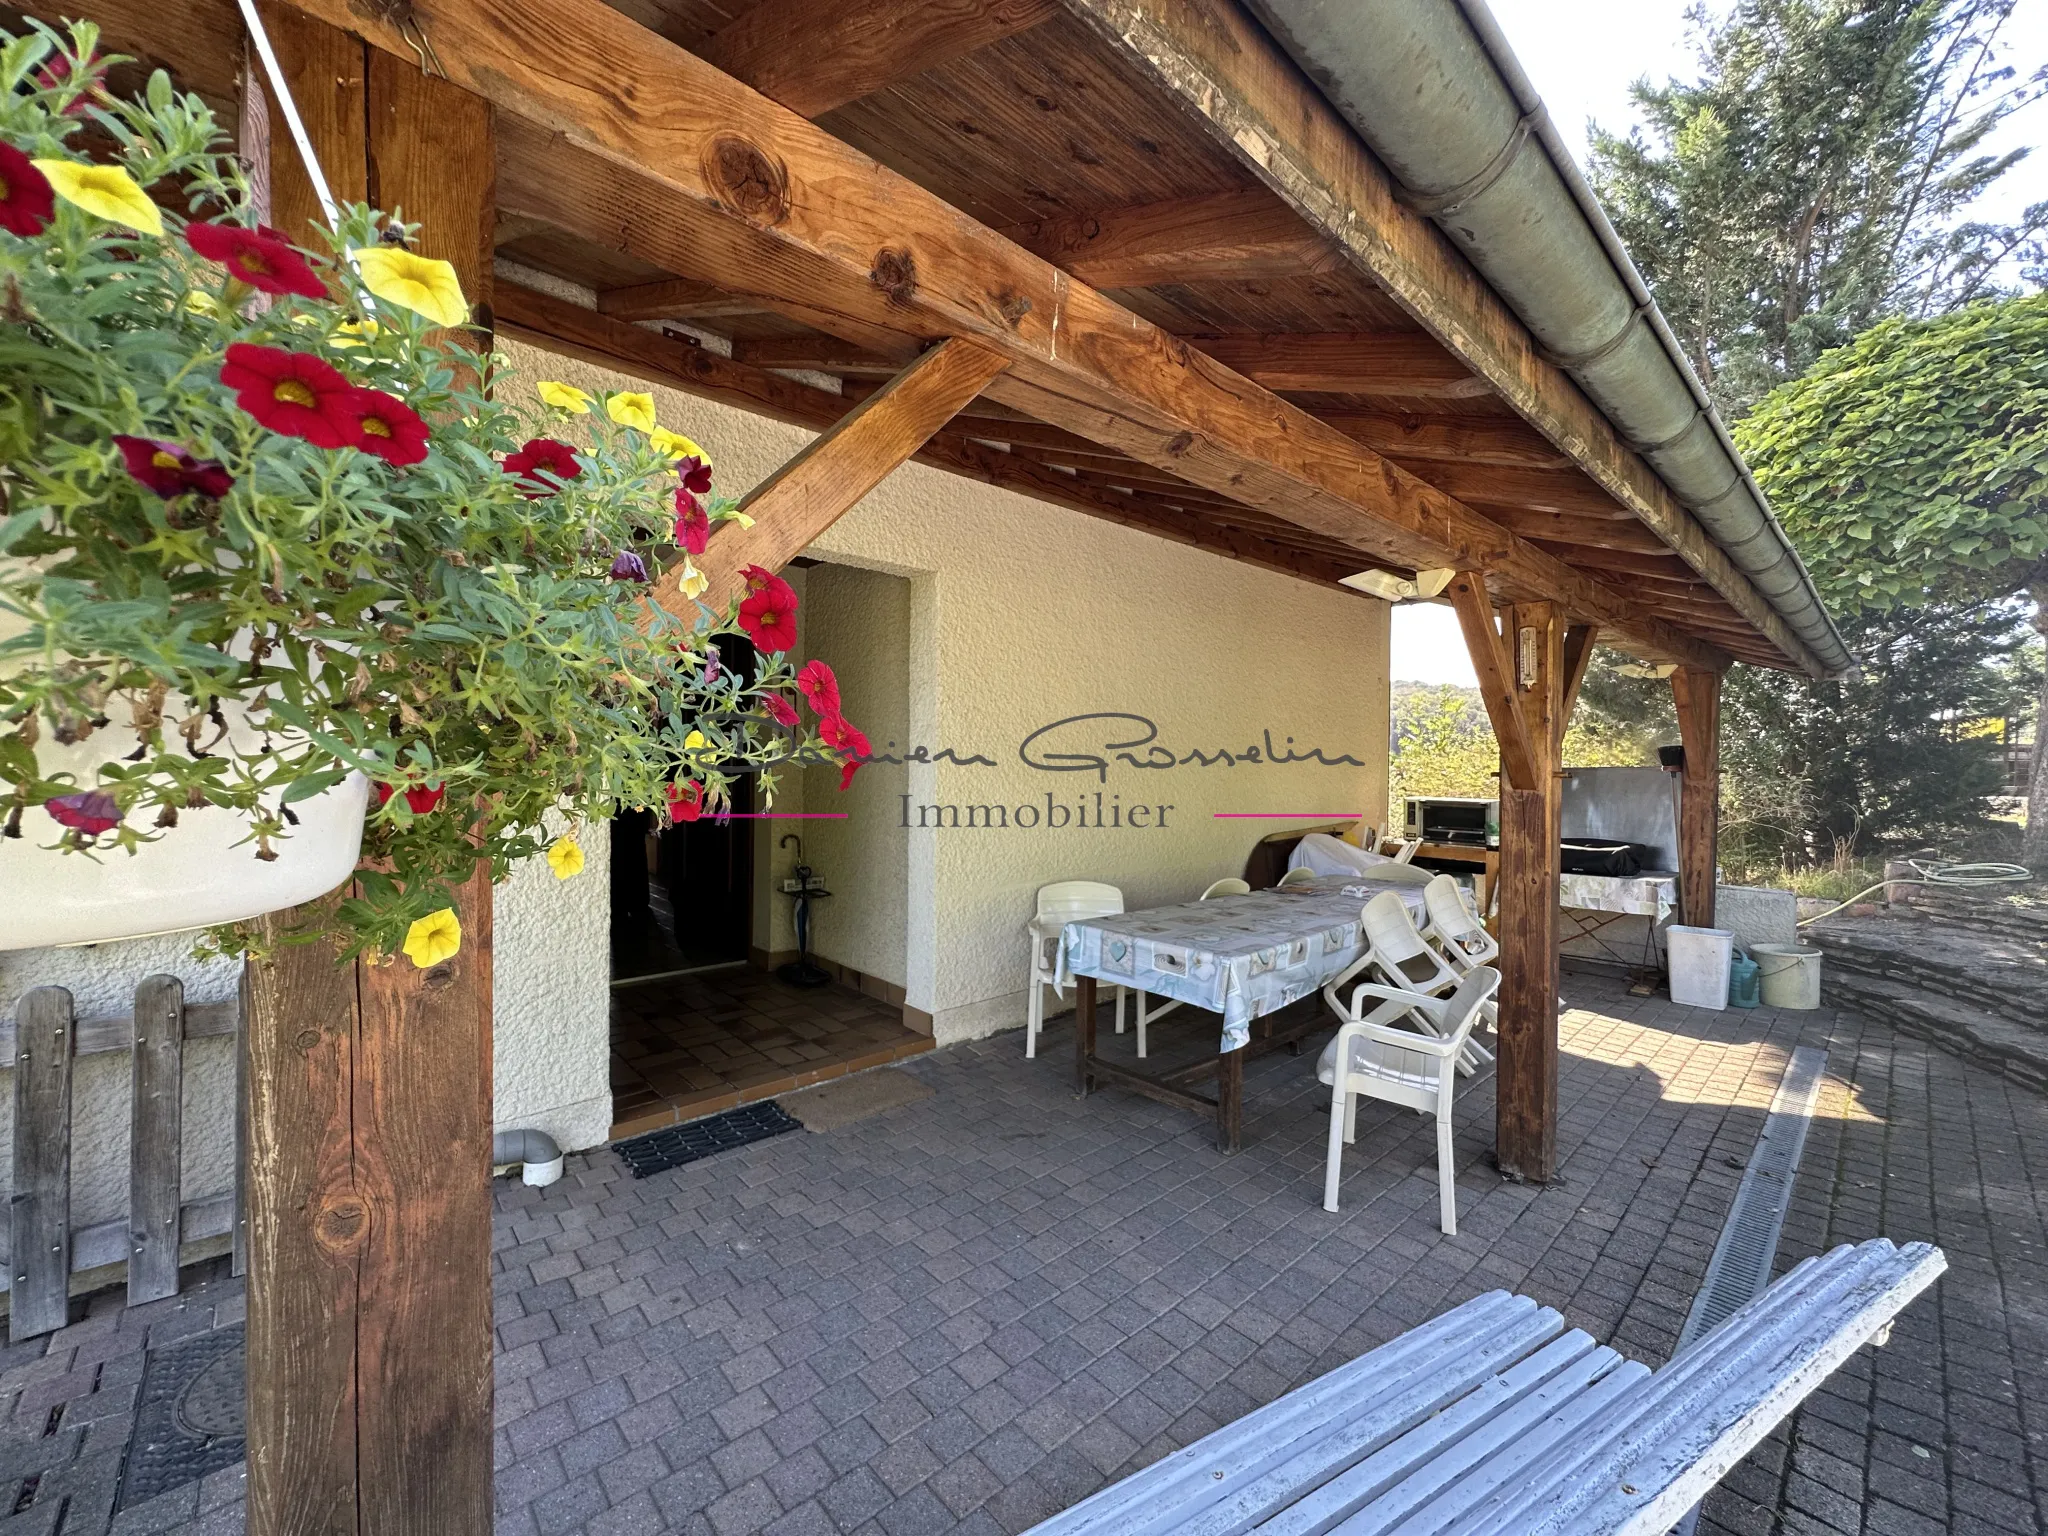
[719,812,849,819]
[1212,812,1360,819]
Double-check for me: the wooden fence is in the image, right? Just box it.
[3,976,244,1340]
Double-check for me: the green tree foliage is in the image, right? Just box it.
[1589,0,2044,416]
[1733,293,2048,858]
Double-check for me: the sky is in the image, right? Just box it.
[1388,0,2048,686]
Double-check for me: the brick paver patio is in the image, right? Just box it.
[1,976,2042,1535]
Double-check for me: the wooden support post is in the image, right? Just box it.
[1559,624,1599,743]
[240,12,496,1534]
[1670,666,1724,929]
[1451,576,1564,1184]
[1073,976,1097,1096]
[652,339,1009,621]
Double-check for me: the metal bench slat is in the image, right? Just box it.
[1454,1240,1945,1536]
[1254,1332,1621,1536]
[1025,1292,1540,1536]
[1173,1310,1575,1536]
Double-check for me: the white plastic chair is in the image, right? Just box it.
[1130,879,1249,1056]
[1324,892,1490,1075]
[1276,866,1319,889]
[1421,873,1498,974]
[1025,881,1126,1059]
[1390,838,1422,864]
[1318,967,1500,1230]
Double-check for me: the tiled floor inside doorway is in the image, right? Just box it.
[610,967,932,1138]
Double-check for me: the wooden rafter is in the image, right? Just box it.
[1319,411,1572,469]
[1057,0,1828,677]
[658,339,1011,618]
[695,0,1059,119]
[496,284,1366,592]
[1188,332,1491,397]
[267,0,1721,668]
[597,276,769,321]
[1402,464,1635,520]
[1007,187,1338,287]
[1447,570,1538,792]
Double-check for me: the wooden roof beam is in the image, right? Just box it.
[298,0,1720,668]
[496,283,1364,593]
[694,0,1059,119]
[1006,187,1339,288]
[1318,411,1572,469]
[597,276,773,321]
[1058,0,1824,676]
[1189,332,1493,398]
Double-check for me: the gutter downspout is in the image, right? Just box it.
[1245,0,1850,676]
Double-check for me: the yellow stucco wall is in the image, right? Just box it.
[496,336,1391,1048]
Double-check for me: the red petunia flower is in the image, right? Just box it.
[219,343,356,448]
[34,52,107,114]
[673,489,710,555]
[740,564,791,600]
[0,142,55,238]
[184,221,328,301]
[113,435,234,500]
[667,781,705,824]
[677,456,712,495]
[333,387,430,466]
[760,693,799,728]
[738,582,797,652]
[374,782,396,807]
[503,437,582,498]
[403,784,444,814]
[45,790,120,834]
[795,660,840,717]
[819,713,871,792]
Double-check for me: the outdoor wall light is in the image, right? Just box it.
[1338,566,1456,602]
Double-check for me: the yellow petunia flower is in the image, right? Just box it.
[684,730,710,752]
[538,380,594,414]
[678,559,708,599]
[401,907,462,968]
[34,159,162,235]
[333,318,380,348]
[606,392,656,432]
[546,836,586,880]
[649,428,707,461]
[353,246,468,328]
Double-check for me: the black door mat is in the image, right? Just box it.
[117,1323,245,1510]
[615,1100,802,1177]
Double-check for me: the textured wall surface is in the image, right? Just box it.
[797,564,912,989]
[499,337,1392,1050]
[493,820,614,1151]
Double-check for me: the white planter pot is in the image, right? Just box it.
[2,573,368,949]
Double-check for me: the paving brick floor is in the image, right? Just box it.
[1,976,2042,1535]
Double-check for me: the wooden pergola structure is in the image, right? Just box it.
[45,0,1832,1529]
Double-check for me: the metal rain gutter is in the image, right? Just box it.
[1244,0,1850,676]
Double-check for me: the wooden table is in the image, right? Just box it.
[1061,877,1425,1153]
[1402,840,1500,914]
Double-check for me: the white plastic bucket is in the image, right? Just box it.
[1754,943,1823,1009]
[1668,925,1735,1010]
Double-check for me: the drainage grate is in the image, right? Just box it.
[1668,1044,1828,1536]
[615,1100,802,1178]
[117,1323,245,1511]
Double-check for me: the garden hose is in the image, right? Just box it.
[1794,859,2034,928]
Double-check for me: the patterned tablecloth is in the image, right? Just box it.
[1558,872,1680,920]
[1055,875,1427,1054]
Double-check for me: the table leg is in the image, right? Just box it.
[1217,1046,1243,1153]
[1073,976,1096,1097]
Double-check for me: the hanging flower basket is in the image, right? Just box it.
[0,23,871,961]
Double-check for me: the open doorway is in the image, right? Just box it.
[607,564,931,1140]
[610,634,757,985]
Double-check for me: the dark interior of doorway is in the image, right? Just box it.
[611,633,757,984]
